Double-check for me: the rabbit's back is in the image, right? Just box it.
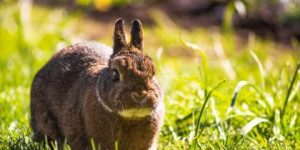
[33,42,111,104]
[39,42,111,81]
[35,42,110,77]
[35,42,111,107]
[30,42,111,144]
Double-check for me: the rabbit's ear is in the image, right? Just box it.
[113,18,127,55]
[130,19,143,50]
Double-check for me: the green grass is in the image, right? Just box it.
[1,2,300,150]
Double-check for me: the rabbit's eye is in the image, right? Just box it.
[112,69,120,82]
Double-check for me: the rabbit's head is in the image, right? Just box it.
[97,19,163,119]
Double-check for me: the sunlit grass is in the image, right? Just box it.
[0,1,300,149]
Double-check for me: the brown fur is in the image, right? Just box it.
[30,19,164,150]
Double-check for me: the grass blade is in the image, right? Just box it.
[193,80,226,149]
[180,35,208,87]
[241,117,269,135]
[250,51,266,92]
[91,139,96,150]
[281,62,300,120]
[230,80,248,108]
[211,98,226,140]
[213,34,236,80]
[289,114,297,130]
[288,82,300,102]
[115,141,119,150]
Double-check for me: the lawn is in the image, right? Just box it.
[0,1,300,149]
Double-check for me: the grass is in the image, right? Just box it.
[1,1,300,150]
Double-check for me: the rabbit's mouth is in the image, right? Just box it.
[117,101,164,119]
[117,108,152,119]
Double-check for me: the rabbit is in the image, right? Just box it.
[30,19,164,150]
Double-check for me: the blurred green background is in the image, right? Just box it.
[0,0,300,149]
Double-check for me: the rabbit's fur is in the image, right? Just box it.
[30,19,164,150]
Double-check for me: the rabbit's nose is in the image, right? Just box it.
[132,90,148,103]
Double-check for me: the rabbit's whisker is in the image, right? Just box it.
[111,117,119,137]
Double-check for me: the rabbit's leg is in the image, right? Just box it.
[67,134,90,150]
[63,105,90,150]
[30,95,64,149]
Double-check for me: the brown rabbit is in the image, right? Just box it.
[30,19,164,150]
